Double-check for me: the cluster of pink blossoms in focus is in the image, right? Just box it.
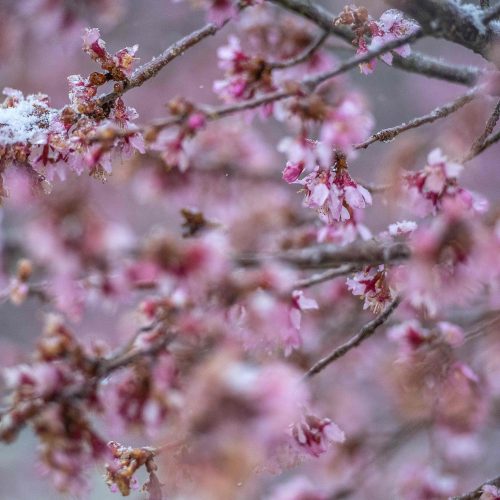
[336,6,419,75]
[0,27,143,196]
[283,153,372,225]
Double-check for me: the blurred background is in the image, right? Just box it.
[0,0,499,498]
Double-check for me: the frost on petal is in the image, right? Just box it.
[388,220,417,237]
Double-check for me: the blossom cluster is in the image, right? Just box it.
[0,28,143,199]
[335,6,420,74]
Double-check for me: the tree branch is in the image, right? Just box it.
[304,295,402,378]
[270,0,482,85]
[355,87,479,149]
[463,98,500,161]
[293,265,358,288]
[269,30,329,69]
[236,240,411,269]
[466,127,500,159]
[98,20,230,106]
[386,0,500,59]
[390,52,481,86]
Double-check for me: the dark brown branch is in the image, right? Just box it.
[304,295,401,378]
[463,98,500,161]
[386,0,500,59]
[98,21,229,106]
[391,52,481,86]
[270,0,481,85]
[236,240,411,269]
[355,87,479,149]
[269,31,329,69]
[451,475,500,500]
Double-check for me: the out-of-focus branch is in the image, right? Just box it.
[385,0,500,59]
[269,31,329,69]
[451,475,500,500]
[236,240,411,269]
[293,265,358,288]
[0,324,173,430]
[270,0,482,85]
[463,99,500,161]
[304,295,402,378]
[356,87,479,149]
[390,52,481,86]
[98,21,230,106]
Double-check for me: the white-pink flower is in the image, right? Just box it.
[291,414,345,457]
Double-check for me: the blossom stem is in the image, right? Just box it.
[268,31,329,69]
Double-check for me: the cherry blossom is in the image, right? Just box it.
[290,414,345,458]
[346,265,393,313]
[403,148,488,217]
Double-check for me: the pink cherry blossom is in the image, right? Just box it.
[290,414,345,458]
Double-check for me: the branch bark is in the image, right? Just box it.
[236,240,411,269]
[304,295,402,378]
[463,98,500,161]
[270,0,482,85]
[356,87,479,149]
[98,21,229,107]
[386,0,500,59]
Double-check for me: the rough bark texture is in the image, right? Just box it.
[386,0,500,60]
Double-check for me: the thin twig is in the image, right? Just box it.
[464,312,500,343]
[355,88,479,149]
[269,31,329,69]
[463,99,500,161]
[304,295,402,378]
[98,20,230,106]
[293,265,357,289]
[465,128,500,160]
[303,30,423,89]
